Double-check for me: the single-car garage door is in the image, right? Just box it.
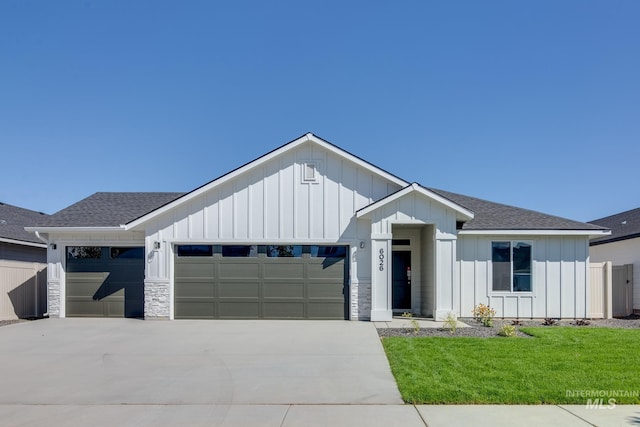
[66,246,145,317]
[174,245,348,319]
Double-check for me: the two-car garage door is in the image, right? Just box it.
[174,245,348,319]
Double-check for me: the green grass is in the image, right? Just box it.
[382,327,640,404]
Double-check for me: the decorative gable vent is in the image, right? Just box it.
[302,162,320,184]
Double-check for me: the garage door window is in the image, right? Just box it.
[177,245,213,257]
[311,246,347,258]
[221,245,258,257]
[110,247,144,259]
[266,245,302,257]
[67,246,102,259]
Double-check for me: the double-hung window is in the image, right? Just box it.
[491,241,532,292]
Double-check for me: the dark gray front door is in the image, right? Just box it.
[174,245,348,319]
[392,250,411,310]
[66,246,145,318]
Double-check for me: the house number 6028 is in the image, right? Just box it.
[378,248,385,271]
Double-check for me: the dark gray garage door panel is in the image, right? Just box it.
[66,247,144,318]
[174,246,348,320]
[66,272,125,317]
[174,257,216,318]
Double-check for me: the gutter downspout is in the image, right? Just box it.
[34,230,48,245]
[33,231,49,318]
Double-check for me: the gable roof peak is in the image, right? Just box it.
[123,134,408,229]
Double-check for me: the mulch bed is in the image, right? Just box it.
[378,315,640,338]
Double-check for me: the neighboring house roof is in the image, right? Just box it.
[29,192,185,228]
[428,188,608,232]
[588,208,640,245]
[0,202,49,246]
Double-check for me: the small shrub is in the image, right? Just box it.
[575,319,591,326]
[472,303,496,327]
[443,312,458,335]
[511,320,522,326]
[498,324,517,337]
[401,311,420,334]
[542,318,558,326]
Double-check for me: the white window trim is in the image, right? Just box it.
[490,240,533,294]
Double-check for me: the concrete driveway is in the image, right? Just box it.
[2,319,639,426]
[0,318,402,406]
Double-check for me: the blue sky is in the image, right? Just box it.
[1,1,638,222]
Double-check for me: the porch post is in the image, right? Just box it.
[434,232,458,321]
[370,233,392,321]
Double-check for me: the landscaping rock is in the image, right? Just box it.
[378,315,640,338]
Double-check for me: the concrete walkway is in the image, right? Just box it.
[1,319,638,426]
[373,316,470,329]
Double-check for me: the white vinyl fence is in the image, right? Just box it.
[589,261,612,319]
[0,260,47,320]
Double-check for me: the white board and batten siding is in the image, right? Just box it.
[367,192,459,236]
[143,144,402,319]
[457,235,591,319]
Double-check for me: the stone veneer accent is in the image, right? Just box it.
[144,281,170,319]
[351,281,372,320]
[48,281,60,317]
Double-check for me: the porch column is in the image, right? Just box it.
[370,234,393,321]
[434,232,458,321]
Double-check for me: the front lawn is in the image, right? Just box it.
[382,327,640,404]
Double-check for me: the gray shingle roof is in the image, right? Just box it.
[0,202,49,244]
[588,208,640,245]
[32,192,185,227]
[31,188,607,232]
[427,188,607,231]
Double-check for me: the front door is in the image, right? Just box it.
[392,251,411,311]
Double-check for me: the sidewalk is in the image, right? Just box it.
[1,403,638,426]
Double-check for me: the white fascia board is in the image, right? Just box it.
[356,183,474,219]
[24,226,126,233]
[458,229,612,237]
[0,237,47,248]
[125,133,409,230]
[309,134,408,188]
[168,238,354,245]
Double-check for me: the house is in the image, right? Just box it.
[0,202,48,320]
[26,133,610,321]
[589,208,639,316]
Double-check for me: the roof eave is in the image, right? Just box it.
[458,229,612,237]
[356,183,474,220]
[25,226,127,233]
[0,236,47,248]
[590,232,640,246]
